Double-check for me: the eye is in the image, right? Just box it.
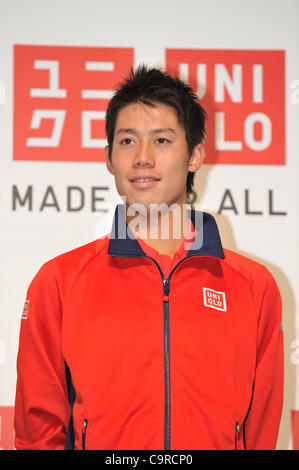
[156,137,170,144]
[120,138,134,145]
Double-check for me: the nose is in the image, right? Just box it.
[132,141,155,168]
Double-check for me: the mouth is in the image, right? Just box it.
[129,176,161,183]
[129,175,161,188]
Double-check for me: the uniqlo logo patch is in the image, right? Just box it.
[21,300,29,319]
[203,288,227,312]
[166,49,285,165]
[13,45,134,162]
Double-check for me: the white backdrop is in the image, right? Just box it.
[0,0,298,450]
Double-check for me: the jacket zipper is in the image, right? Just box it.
[143,256,171,449]
[144,254,211,450]
[145,255,197,450]
[82,419,88,450]
[163,278,171,450]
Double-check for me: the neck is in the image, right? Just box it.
[126,202,190,258]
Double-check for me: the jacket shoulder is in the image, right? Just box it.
[222,247,280,296]
[28,236,109,294]
[51,236,108,268]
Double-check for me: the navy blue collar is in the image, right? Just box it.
[108,204,224,259]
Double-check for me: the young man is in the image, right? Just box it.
[14,65,283,450]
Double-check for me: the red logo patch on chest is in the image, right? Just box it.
[203,288,227,312]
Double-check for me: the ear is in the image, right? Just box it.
[104,145,114,175]
[188,143,206,173]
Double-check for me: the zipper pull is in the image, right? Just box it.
[163,279,170,295]
[163,279,170,301]
[82,419,88,450]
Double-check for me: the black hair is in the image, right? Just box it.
[105,64,207,197]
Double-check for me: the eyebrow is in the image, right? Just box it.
[116,128,176,135]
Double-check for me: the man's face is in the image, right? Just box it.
[105,101,204,211]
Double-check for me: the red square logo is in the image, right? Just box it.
[13,45,134,162]
[166,49,285,165]
[203,287,227,312]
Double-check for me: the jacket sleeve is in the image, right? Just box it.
[245,267,284,450]
[14,261,71,450]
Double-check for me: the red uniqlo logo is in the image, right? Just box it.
[166,49,285,165]
[203,287,227,312]
[13,45,134,162]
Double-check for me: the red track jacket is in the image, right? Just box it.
[14,206,283,450]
